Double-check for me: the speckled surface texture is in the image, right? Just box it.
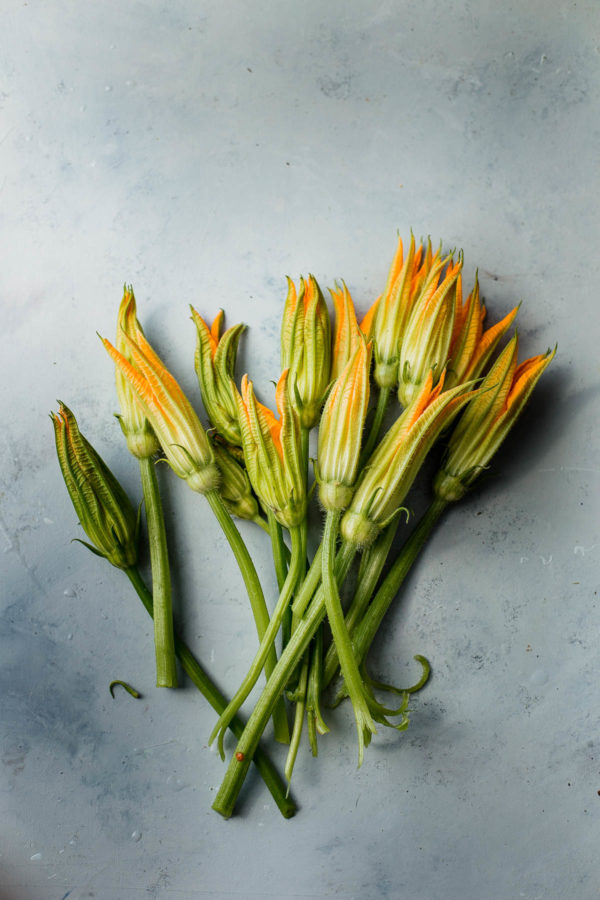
[2,2,599,898]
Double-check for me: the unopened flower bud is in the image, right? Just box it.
[191,308,245,446]
[212,440,261,522]
[317,336,372,510]
[52,403,139,568]
[341,372,478,547]
[234,370,306,528]
[281,275,331,428]
[434,335,556,501]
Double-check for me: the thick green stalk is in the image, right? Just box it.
[322,518,398,688]
[205,489,289,744]
[212,541,356,819]
[349,498,448,667]
[322,510,376,767]
[123,566,296,819]
[359,385,391,466]
[138,457,177,688]
[209,525,304,757]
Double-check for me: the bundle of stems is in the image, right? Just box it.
[53,235,555,819]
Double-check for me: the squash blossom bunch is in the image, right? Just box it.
[53,234,555,820]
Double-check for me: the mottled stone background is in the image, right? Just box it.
[1,1,599,898]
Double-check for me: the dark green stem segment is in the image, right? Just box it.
[139,456,177,688]
[205,489,289,745]
[212,541,356,819]
[343,498,448,677]
[123,565,296,819]
[267,509,289,592]
[359,385,391,467]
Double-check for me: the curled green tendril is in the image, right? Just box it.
[331,654,431,711]
[109,680,142,699]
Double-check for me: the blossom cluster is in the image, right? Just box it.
[53,235,554,818]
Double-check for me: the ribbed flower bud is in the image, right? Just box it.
[317,336,372,510]
[212,440,261,522]
[329,281,362,382]
[281,275,331,428]
[341,372,478,547]
[434,335,556,502]
[233,369,306,528]
[397,254,462,407]
[371,233,421,390]
[445,274,519,390]
[191,308,245,446]
[52,403,139,569]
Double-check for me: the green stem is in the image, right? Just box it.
[284,650,309,783]
[359,385,391,466]
[208,526,304,756]
[306,624,329,755]
[350,498,448,668]
[123,566,296,819]
[205,490,289,744]
[212,541,356,818]
[323,518,398,688]
[138,457,177,688]
[290,543,323,625]
[267,509,289,592]
[322,511,376,767]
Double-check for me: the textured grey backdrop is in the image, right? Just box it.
[1,2,599,898]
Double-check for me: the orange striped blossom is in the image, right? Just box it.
[341,370,480,548]
[101,330,220,495]
[191,308,245,446]
[281,275,331,428]
[317,335,372,511]
[434,334,556,502]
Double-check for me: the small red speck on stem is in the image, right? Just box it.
[235,751,245,761]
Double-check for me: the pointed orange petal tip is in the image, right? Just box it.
[210,310,224,343]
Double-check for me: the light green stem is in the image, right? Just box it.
[212,541,356,818]
[306,624,329,755]
[323,518,398,687]
[205,490,289,744]
[123,566,295,819]
[284,651,309,783]
[208,525,304,756]
[291,543,323,625]
[322,511,376,767]
[138,457,177,688]
[267,509,289,592]
[349,498,448,668]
